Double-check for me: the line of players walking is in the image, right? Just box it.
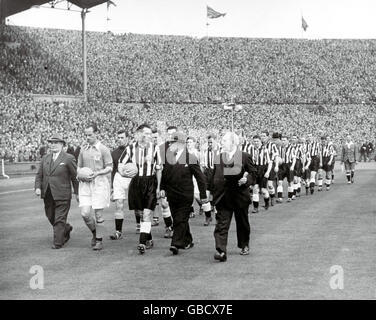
[36,122,357,261]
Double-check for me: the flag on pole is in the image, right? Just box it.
[207,6,226,19]
[107,1,116,9]
[107,1,116,21]
[301,16,308,31]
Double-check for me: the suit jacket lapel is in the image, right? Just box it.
[51,152,64,174]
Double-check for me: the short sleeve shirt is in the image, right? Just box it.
[78,141,113,171]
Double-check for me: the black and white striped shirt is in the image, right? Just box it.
[121,142,161,177]
[263,141,279,161]
[241,141,253,155]
[321,144,334,158]
[202,148,220,169]
[280,144,296,164]
[249,145,271,166]
[307,141,320,157]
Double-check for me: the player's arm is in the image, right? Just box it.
[244,153,257,187]
[93,147,113,178]
[111,149,118,188]
[190,159,207,201]
[154,147,163,195]
[265,151,272,178]
[66,155,79,195]
[304,153,311,170]
[290,148,296,171]
[34,155,44,196]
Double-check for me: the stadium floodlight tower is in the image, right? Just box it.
[23,0,112,102]
[223,100,243,132]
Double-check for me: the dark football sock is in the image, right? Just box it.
[253,201,259,208]
[163,216,173,228]
[277,192,282,198]
[135,212,141,224]
[115,219,123,232]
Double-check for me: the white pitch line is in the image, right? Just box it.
[0,188,34,195]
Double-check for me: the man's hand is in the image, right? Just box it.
[264,172,270,179]
[159,190,166,198]
[290,166,294,171]
[238,177,247,186]
[304,166,309,171]
[110,189,115,202]
[35,188,41,197]
[274,166,279,173]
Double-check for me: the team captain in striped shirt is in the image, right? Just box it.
[318,136,335,191]
[277,135,296,203]
[249,135,272,214]
[120,124,162,254]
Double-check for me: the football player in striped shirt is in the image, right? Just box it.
[109,129,131,240]
[290,135,302,198]
[122,124,162,254]
[306,134,320,195]
[260,131,279,206]
[299,137,312,195]
[318,136,335,191]
[277,136,296,203]
[201,135,220,226]
[249,135,272,213]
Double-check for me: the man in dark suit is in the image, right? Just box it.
[160,132,208,255]
[209,132,257,262]
[35,134,79,249]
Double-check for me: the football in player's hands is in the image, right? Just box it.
[77,167,94,182]
[119,162,138,178]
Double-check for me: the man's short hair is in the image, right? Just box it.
[253,135,261,140]
[117,129,127,136]
[186,136,196,142]
[86,122,98,133]
[136,123,151,132]
[166,126,177,131]
[261,130,269,136]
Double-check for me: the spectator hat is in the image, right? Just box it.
[272,132,280,139]
[47,133,65,144]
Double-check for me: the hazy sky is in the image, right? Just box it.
[7,0,376,39]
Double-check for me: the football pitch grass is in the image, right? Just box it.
[1,165,375,300]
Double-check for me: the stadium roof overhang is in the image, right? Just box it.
[0,0,109,22]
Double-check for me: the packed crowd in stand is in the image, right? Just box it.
[1,25,376,162]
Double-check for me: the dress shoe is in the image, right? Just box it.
[51,244,62,249]
[251,208,259,214]
[214,251,227,262]
[169,246,179,255]
[64,225,73,244]
[184,242,194,250]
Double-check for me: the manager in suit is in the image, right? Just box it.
[341,134,357,184]
[160,132,208,255]
[35,134,79,249]
[209,131,257,262]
